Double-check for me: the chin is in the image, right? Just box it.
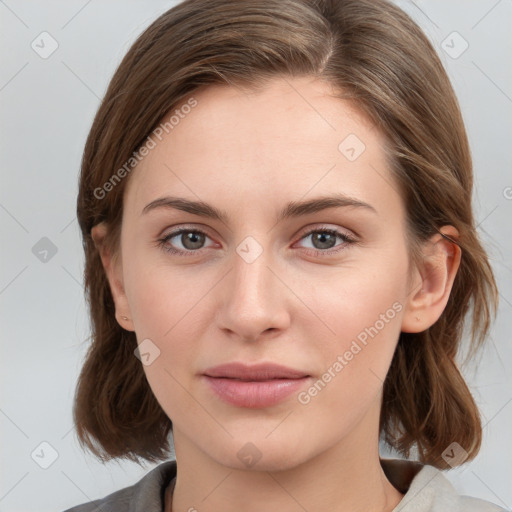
[225,452,305,473]
[204,436,311,474]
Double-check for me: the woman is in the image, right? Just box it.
[66,0,506,510]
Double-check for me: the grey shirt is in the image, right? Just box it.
[63,458,508,512]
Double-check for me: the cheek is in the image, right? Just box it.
[129,274,202,368]
[126,264,202,421]
[296,283,404,431]
[121,256,200,408]
[123,243,200,344]
[310,248,408,384]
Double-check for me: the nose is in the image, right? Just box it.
[215,243,290,342]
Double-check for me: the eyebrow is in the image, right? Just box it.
[141,193,377,224]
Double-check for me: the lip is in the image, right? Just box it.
[203,362,309,380]
[202,362,311,408]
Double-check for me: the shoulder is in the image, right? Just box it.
[61,460,177,512]
[382,459,509,512]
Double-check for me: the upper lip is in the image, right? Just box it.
[203,362,309,381]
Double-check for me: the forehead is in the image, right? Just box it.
[124,76,400,223]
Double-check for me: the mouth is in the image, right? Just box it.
[203,362,309,380]
[202,362,311,408]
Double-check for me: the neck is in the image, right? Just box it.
[168,407,403,512]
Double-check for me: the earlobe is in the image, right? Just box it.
[90,223,135,332]
[401,226,461,333]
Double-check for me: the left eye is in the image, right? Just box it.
[297,228,354,251]
[157,227,356,257]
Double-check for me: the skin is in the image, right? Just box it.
[92,76,461,512]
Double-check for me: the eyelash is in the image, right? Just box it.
[156,226,357,258]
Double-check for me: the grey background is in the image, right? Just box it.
[0,1,511,511]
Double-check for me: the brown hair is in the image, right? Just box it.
[75,0,498,468]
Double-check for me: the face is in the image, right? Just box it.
[104,76,417,471]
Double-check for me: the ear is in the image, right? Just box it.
[401,226,461,333]
[91,222,135,332]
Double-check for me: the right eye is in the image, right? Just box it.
[157,228,216,256]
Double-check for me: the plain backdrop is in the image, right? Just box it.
[0,1,511,511]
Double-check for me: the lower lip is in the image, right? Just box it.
[203,376,310,408]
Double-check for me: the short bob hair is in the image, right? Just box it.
[75,0,498,468]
